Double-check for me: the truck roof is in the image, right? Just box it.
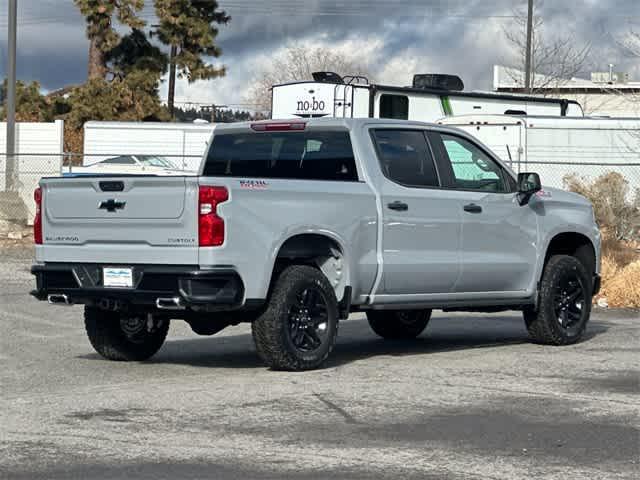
[213,117,444,132]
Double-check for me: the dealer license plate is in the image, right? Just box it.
[103,267,133,288]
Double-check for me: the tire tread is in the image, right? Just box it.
[526,255,591,345]
[252,265,339,371]
[84,307,169,361]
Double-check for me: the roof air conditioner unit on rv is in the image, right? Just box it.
[413,74,464,91]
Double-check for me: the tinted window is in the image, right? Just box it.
[203,131,357,181]
[372,130,439,187]
[380,95,409,120]
[439,134,507,192]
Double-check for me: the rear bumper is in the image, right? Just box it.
[31,263,247,310]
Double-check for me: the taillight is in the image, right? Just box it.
[198,186,228,246]
[34,187,43,245]
[250,122,306,132]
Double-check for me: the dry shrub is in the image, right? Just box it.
[599,260,640,308]
[595,238,640,308]
[600,254,620,286]
[601,236,638,268]
[564,172,640,242]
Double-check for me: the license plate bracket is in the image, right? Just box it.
[103,267,134,288]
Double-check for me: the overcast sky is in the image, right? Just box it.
[0,0,638,111]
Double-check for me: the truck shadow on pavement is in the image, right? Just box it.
[99,314,610,370]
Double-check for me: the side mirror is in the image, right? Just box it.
[517,172,542,206]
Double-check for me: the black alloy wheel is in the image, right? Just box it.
[287,287,330,353]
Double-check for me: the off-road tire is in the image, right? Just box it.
[525,255,592,345]
[367,310,432,339]
[252,265,339,371]
[84,307,169,361]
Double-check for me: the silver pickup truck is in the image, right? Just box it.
[31,118,601,371]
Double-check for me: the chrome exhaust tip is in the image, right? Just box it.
[156,297,185,310]
[47,294,72,306]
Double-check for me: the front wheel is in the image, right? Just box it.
[525,255,592,345]
[367,310,432,339]
[252,265,339,371]
[84,307,169,361]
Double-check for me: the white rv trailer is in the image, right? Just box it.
[82,121,216,171]
[271,73,584,122]
[437,114,640,192]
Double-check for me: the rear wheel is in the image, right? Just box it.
[367,310,432,339]
[252,265,339,371]
[525,255,592,345]
[84,307,169,361]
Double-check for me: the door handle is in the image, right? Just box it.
[387,201,409,211]
[463,203,483,213]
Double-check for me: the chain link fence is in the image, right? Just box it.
[1,151,639,229]
[0,152,202,230]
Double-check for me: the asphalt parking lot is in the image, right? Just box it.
[1,250,638,479]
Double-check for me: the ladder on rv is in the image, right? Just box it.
[333,76,368,118]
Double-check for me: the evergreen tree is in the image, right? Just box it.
[0,80,55,122]
[106,28,168,79]
[66,75,169,132]
[74,0,145,80]
[153,0,230,113]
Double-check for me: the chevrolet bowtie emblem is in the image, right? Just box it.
[99,199,126,212]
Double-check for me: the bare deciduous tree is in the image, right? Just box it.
[502,0,591,94]
[619,29,640,106]
[245,45,372,113]
[621,29,640,58]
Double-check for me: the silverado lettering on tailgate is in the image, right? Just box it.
[45,235,80,243]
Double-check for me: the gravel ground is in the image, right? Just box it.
[1,251,638,479]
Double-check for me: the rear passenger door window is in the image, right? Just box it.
[371,130,439,188]
[435,134,507,193]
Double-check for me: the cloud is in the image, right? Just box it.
[0,0,638,104]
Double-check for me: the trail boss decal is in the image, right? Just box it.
[240,180,269,190]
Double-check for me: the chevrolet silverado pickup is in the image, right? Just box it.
[31,118,601,371]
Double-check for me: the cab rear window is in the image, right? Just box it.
[203,131,358,181]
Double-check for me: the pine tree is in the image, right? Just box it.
[153,0,230,114]
[74,0,145,80]
[106,28,168,78]
[0,80,55,122]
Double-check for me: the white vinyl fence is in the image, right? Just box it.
[0,120,64,224]
[83,121,215,171]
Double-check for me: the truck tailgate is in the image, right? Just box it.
[37,176,200,265]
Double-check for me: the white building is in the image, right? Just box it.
[493,65,640,117]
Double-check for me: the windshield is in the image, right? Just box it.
[137,155,176,169]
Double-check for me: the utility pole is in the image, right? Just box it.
[524,0,534,93]
[167,44,177,118]
[4,0,18,191]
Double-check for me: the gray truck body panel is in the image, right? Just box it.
[34,118,601,310]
